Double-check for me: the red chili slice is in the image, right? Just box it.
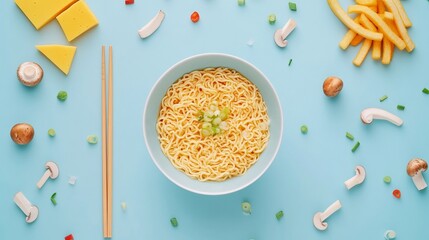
[125,0,134,4]
[392,189,401,199]
[191,11,200,23]
[65,234,74,240]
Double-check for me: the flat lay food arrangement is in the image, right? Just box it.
[1,0,429,239]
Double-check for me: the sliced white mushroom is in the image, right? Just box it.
[17,62,43,87]
[273,18,296,48]
[360,108,403,126]
[138,10,165,39]
[344,165,366,190]
[313,200,342,231]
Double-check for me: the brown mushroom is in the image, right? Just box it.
[407,158,428,190]
[10,123,35,145]
[323,76,343,97]
[17,62,43,87]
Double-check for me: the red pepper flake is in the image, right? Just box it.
[125,0,134,4]
[64,234,74,240]
[392,189,401,199]
[191,11,200,23]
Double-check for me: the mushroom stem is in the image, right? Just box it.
[138,10,165,39]
[361,108,403,126]
[412,171,427,190]
[320,200,342,221]
[344,165,366,190]
[273,18,296,48]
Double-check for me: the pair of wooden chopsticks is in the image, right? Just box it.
[102,45,113,238]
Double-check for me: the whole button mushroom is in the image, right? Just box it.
[323,76,343,97]
[407,158,428,190]
[17,62,44,87]
[10,123,35,145]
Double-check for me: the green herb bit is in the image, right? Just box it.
[346,132,354,140]
[422,88,429,94]
[268,14,276,25]
[275,210,284,220]
[87,135,98,144]
[51,192,57,205]
[170,217,178,227]
[289,2,297,11]
[48,128,56,137]
[379,95,388,102]
[288,59,293,66]
[300,125,308,134]
[241,201,252,215]
[237,0,245,6]
[57,90,68,101]
[383,176,391,184]
[397,104,405,111]
[351,141,360,152]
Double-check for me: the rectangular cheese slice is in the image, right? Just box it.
[56,1,98,42]
[36,45,77,75]
[15,0,77,30]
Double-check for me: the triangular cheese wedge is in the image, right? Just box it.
[36,45,76,75]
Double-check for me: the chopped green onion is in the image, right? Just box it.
[289,2,297,11]
[288,59,292,66]
[379,95,388,102]
[383,176,391,184]
[87,135,98,144]
[121,202,127,211]
[300,125,308,134]
[397,104,405,110]
[202,122,212,129]
[201,128,212,137]
[241,201,252,215]
[238,0,245,6]
[212,117,221,126]
[423,88,429,94]
[351,141,360,152]
[268,14,276,25]
[275,210,284,220]
[48,128,56,137]
[51,192,57,205]
[346,132,354,140]
[170,217,178,227]
[57,90,68,101]
[219,107,230,120]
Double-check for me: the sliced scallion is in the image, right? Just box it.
[379,95,388,102]
[170,217,178,227]
[300,125,308,134]
[397,105,405,111]
[268,14,276,25]
[275,210,284,220]
[51,192,57,205]
[351,141,360,152]
[288,59,293,66]
[48,128,56,137]
[383,176,391,184]
[238,0,245,6]
[241,201,252,215]
[289,2,297,11]
[346,132,354,140]
[423,88,429,94]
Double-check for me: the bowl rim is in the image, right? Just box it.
[143,52,283,195]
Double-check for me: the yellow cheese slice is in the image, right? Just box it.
[36,45,77,75]
[15,0,77,30]
[56,1,98,42]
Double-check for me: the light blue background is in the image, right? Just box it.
[1,0,429,239]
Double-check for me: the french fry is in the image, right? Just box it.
[348,5,405,50]
[356,0,377,6]
[351,34,365,46]
[383,0,414,52]
[381,37,392,64]
[328,0,383,41]
[369,6,378,12]
[383,12,394,20]
[359,14,381,60]
[353,39,373,66]
[392,0,412,28]
[339,18,360,50]
[377,0,386,13]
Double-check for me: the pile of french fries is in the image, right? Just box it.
[328,0,414,66]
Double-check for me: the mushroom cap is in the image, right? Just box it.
[323,76,343,97]
[10,123,35,145]
[17,62,43,87]
[407,158,428,176]
[45,161,59,179]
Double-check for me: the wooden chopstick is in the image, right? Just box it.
[101,45,108,238]
[107,45,113,238]
[102,46,113,238]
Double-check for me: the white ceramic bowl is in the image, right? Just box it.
[143,53,283,195]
